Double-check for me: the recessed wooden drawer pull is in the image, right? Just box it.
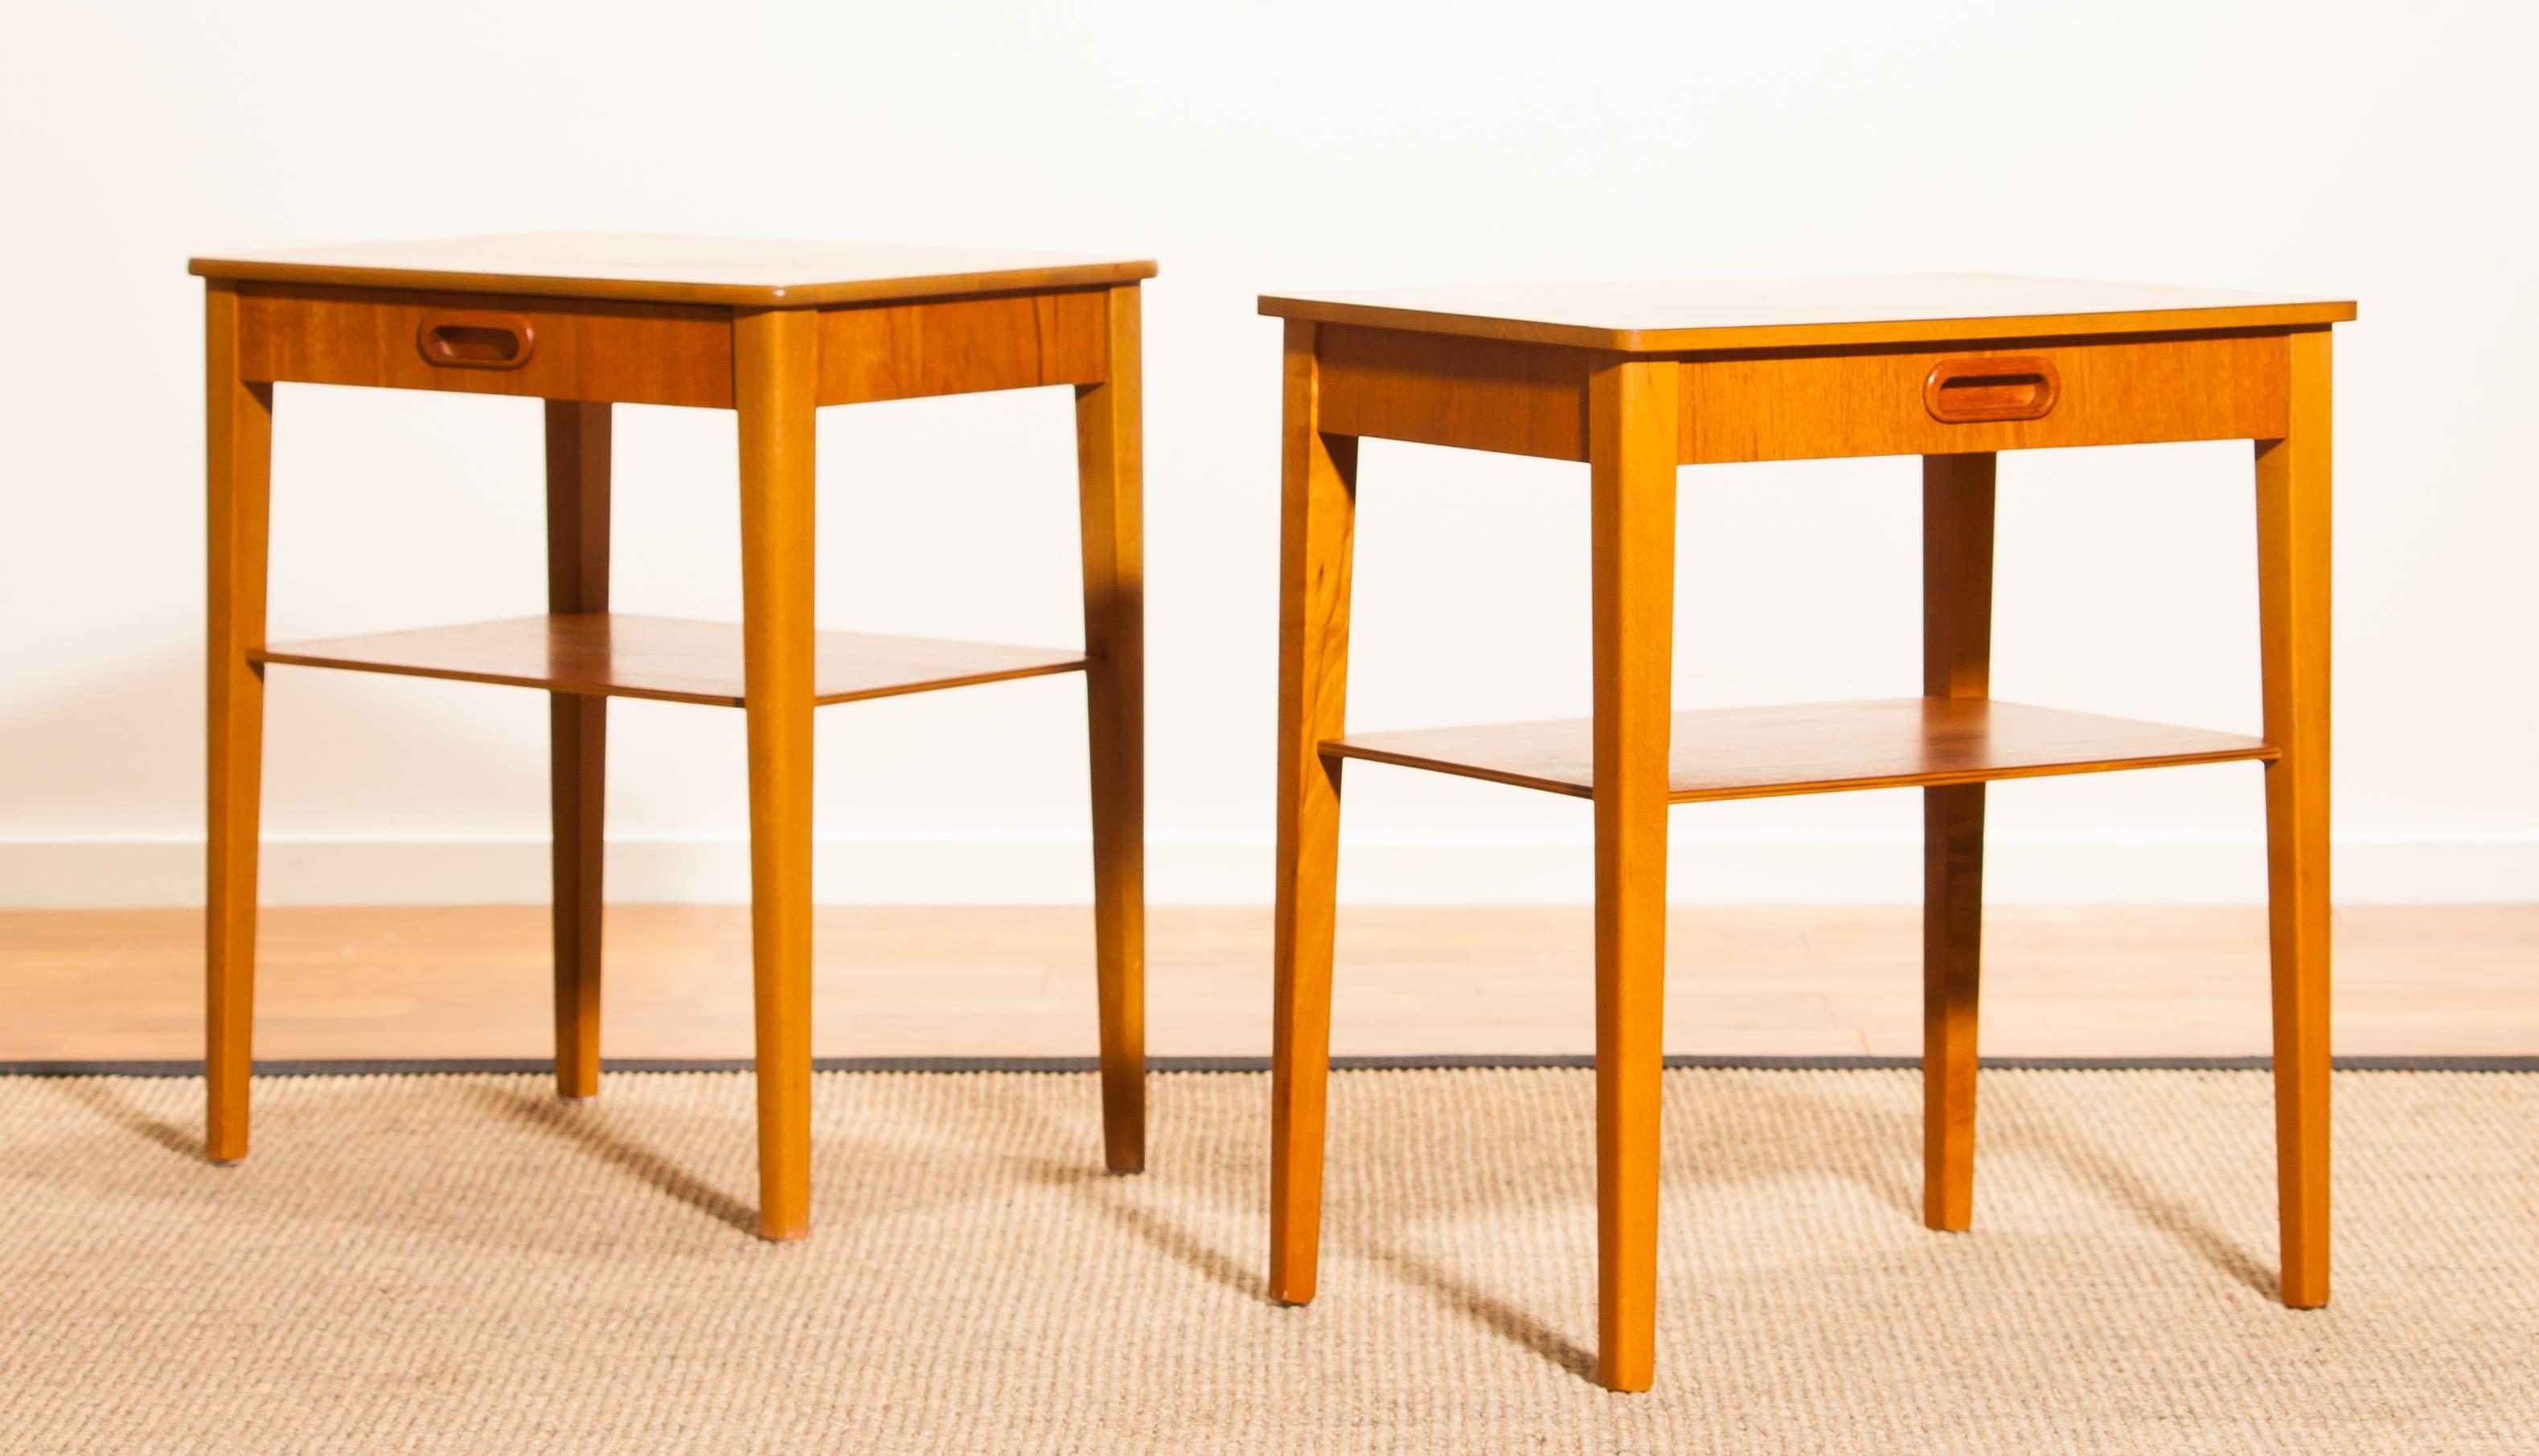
[1923,355,2061,423]
[416,311,536,370]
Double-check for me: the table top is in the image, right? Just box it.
[190,231,1158,307]
[1260,274,2356,351]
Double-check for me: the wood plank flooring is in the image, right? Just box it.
[5,905,2530,1061]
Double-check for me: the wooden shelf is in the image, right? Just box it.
[1324,698,2275,802]
[252,614,1085,707]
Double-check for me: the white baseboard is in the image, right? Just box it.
[2,835,2532,908]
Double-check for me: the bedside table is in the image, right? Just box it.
[1257,274,2351,1389]
[193,232,1155,1239]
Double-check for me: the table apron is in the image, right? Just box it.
[231,283,1117,409]
[1308,324,2296,463]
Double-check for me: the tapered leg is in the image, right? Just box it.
[734,309,819,1241]
[204,281,273,1166]
[1270,321,1359,1306]
[544,402,612,1100]
[1921,453,1996,1231]
[1074,285,1146,1173]
[1922,784,1984,1227]
[1588,355,1680,1392]
[2257,330,2332,1307]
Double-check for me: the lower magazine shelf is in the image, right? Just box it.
[1323,698,2276,802]
[252,613,1087,707]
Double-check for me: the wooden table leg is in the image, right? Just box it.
[1270,321,1358,1306]
[544,401,610,1101]
[1921,452,1995,1231]
[1075,285,1146,1174]
[204,280,273,1166]
[2258,330,2333,1307]
[735,308,818,1241]
[1588,355,1679,1392]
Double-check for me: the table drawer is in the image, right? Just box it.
[1679,330,2293,464]
[235,283,733,408]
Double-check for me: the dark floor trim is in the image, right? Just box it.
[4,1054,2534,1077]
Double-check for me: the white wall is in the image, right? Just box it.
[2,0,2533,907]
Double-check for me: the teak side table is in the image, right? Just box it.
[192,232,1155,1239]
[1259,275,2352,1391]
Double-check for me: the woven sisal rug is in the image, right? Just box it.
[3,1067,2533,1453]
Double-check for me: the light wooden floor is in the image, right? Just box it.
[6,905,2532,1060]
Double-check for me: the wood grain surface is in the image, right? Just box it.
[236,283,736,407]
[1676,330,2288,463]
[202,281,271,1163]
[818,289,1108,405]
[1074,285,1149,1174]
[1261,273,2354,351]
[2257,329,2336,1307]
[732,306,820,1241]
[8,906,2529,1062]
[543,404,611,1100]
[1268,320,1360,1308]
[195,232,1156,308]
[253,614,1085,707]
[1920,453,1996,1233]
[1585,353,1682,1392]
[1326,699,2275,802]
[1298,322,2296,466]
[1313,325,1590,460]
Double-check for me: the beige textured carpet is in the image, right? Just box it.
[4,1068,2534,1454]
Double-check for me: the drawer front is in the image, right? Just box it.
[236,283,732,408]
[1680,331,2292,464]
